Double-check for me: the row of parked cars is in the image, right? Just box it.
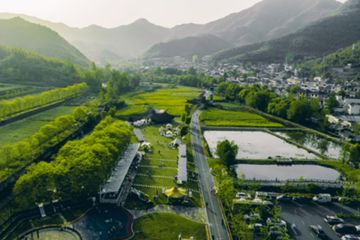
[310,215,360,240]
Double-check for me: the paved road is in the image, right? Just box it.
[282,202,360,240]
[190,110,230,240]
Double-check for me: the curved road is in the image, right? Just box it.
[191,110,230,240]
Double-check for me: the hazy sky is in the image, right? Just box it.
[0,0,348,28]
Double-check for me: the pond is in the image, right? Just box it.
[234,164,340,181]
[272,131,342,159]
[203,131,317,160]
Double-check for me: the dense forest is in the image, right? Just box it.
[0,83,88,120]
[13,117,132,208]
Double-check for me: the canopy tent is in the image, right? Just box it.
[164,187,187,199]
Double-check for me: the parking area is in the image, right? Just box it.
[282,202,360,240]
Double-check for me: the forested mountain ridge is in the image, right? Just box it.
[213,0,360,63]
[0,17,89,66]
[0,0,341,63]
[145,35,234,58]
[0,45,83,87]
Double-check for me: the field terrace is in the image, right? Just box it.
[133,126,200,206]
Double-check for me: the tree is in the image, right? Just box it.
[325,93,339,113]
[216,140,239,166]
[287,98,314,124]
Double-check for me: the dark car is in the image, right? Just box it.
[276,195,292,202]
[333,224,359,235]
[310,225,327,238]
[324,215,344,225]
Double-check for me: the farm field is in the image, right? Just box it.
[118,87,200,118]
[0,106,75,147]
[0,83,45,100]
[200,108,283,127]
[133,213,207,240]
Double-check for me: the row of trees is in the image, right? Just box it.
[13,117,132,208]
[142,67,217,88]
[217,82,327,126]
[0,83,88,120]
[0,104,99,182]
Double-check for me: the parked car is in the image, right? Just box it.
[236,192,251,199]
[324,215,344,225]
[313,194,332,203]
[341,235,360,240]
[333,224,359,235]
[309,225,327,239]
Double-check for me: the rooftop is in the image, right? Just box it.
[101,143,139,194]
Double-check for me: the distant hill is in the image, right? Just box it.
[213,0,360,63]
[0,17,89,66]
[302,40,360,75]
[0,45,83,87]
[0,0,341,63]
[145,35,233,58]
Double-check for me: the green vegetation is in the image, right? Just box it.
[133,213,207,240]
[0,83,87,120]
[0,17,89,66]
[0,84,45,100]
[142,67,218,88]
[118,87,201,117]
[216,82,325,127]
[0,104,98,183]
[14,117,132,208]
[216,140,238,166]
[302,40,360,77]
[0,106,75,146]
[200,108,282,127]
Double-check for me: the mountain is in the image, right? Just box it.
[0,17,89,66]
[0,45,83,86]
[145,35,233,58]
[0,0,341,64]
[213,0,360,63]
[145,0,341,59]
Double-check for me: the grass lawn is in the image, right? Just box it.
[200,108,283,127]
[0,106,75,147]
[132,126,200,206]
[134,126,178,191]
[133,213,207,240]
[118,87,200,117]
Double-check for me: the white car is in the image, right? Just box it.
[313,193,332,203]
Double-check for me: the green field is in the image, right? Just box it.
[0,106,75,147]
[118,87,200,117]
[133,213,207,240]
[200,108,283,127]
[134,126,178,190]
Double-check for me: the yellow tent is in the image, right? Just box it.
[164,187,187,199]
